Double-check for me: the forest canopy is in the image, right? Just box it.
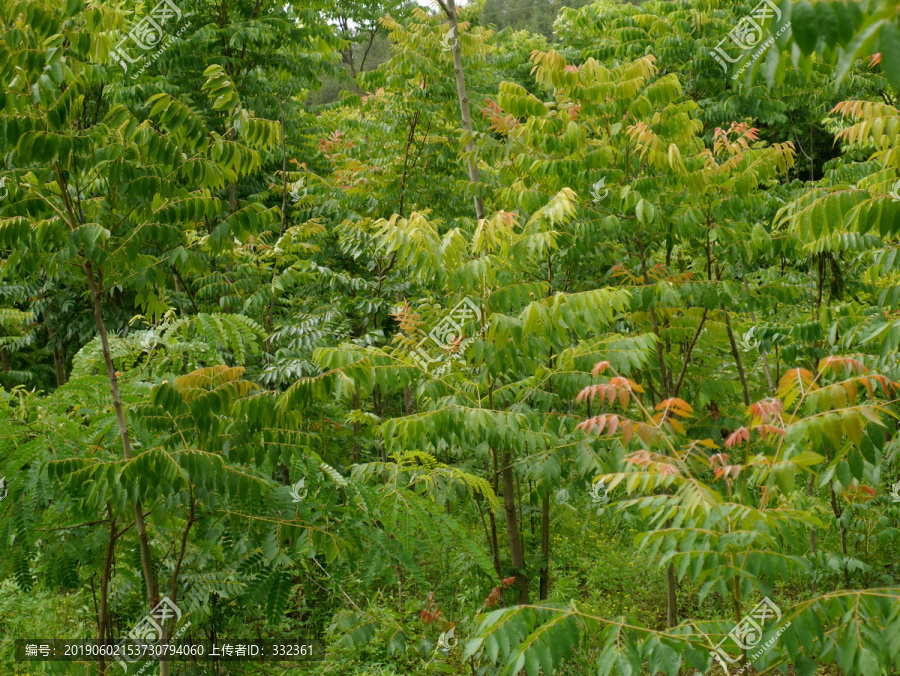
[2,0,900,675]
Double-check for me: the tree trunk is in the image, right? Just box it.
[729,557,744,666]
[351,388,361,463]
[373,384,388,470]
[163,495,195,650]
[267,98,290,340]
[440,0,486,220]
[500,450,528,603]
[84,261,162,672]
[54,347,67,386]
[666,562,677,627]
[808,473,818,595]
[742,278,774,394]
[47,322,67,386]
[475,491,502,578]
[489,449,502,591]
[404,385,414,416]
[539,492,550,600]
[666,515,678,627]
[830,484,851,588]
[516,475,524,545]
[722,309,750,406]
[98,505,117,676]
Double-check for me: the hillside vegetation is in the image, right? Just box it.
[1,1,900,675]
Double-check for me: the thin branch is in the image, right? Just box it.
[672,308,709,399]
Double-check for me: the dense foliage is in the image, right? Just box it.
[2,0,900,675]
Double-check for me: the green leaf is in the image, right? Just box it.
[848,447,865,479]
[837,459,852,488]
[792,2,819,53]
[823,413,843,449]
[879,22,900,90]
[774,462,796,494]
[648,642,680,676]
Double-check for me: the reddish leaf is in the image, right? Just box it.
[607,415,620,437]
[756,425,787,442]
[655,397,693,417]
[659,464,680,478]
[714,465,741,480]
[710,453,731,468]
[592,360,611,376]
[725,427,750,448]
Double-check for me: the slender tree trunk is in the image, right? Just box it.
[484,460,503,579]
[475,492,502,578]
[640,243,669,402]
[742,278,774,394]
[172,270,183,317]
[830,484,851,588]
[500,451,528,603]
[539,492,550,600]
[398,110,420,218]
[487,508,502,581]
[98,505,117,676]
[809,254,817,370]
[540,296,554,601]
[46,322,68,386]
[730,555,745,666]
[672,309,708,399]
[722,309,751,406]
[488,450,501,584]
[516,475,524,546]
[528,479,537,543]
[54,347,67,386]
[404,386,414,416]
[817,254,825,312]
[373,384,388,468]
[83,261,162,672]
[647,309,668,401]
[438,0,486,220]
[666,561,677,627]
[351,388,361,463]
[227,121,237,219]
[662,515,678,628]
[164,495,195,639]
[267,100,290,340]
[808,473,818,595]
[153,496,196,676]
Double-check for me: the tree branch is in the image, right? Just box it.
[672,308,709,399]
